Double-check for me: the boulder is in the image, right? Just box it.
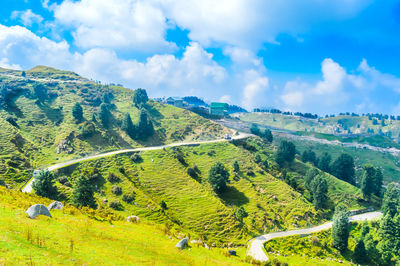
[175,237,188,250]
[48,201,64,210]
[228,250,237,256]
[127,215,140,223]
[26,204,52,219]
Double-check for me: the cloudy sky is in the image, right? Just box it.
[1,0,400,114]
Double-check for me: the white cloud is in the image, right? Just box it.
[161,0,371,49]
[279,58,400,114]
[74,42,227,98]
[53,0,176,52]
[0,25,73,70]
[242,70,269,109]
[11,9,43,27]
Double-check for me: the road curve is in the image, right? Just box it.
[247,211,383,262]
[22,132,252,193]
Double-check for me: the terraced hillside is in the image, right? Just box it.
[52,138,366,245]
[0,66,230,187]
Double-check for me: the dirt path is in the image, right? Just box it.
[21,132,252,193]
[247,211,383,262]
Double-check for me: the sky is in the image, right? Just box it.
[1,0,400,115]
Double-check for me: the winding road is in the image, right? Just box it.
[21,132,252,193]
[247,211,383,262]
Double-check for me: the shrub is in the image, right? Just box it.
[160,200,167,210]
[122,194,135,204]
[80,122,96,138]
[109,201,123,211]
[111,186,122,195]
[130,153,142,163]
[187,168,197,178]
[107,173,121,183]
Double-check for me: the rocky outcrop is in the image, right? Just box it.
[175,237,188,249]
[26,204,52,219]
[127,215,140,223]
[48,201,63,210]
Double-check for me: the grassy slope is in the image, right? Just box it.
[0,186,248,265]
[55,139,365,245]
[264,221,380,265]
[0,67,230,187]
[239,113,400,145]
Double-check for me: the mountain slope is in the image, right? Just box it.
[0,66,230,187]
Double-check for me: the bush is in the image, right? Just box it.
[160,200,167,210]
[111,186,122,195]
[80,122,96,138]
[109,201,123,211]
[122,194,135,204]
[130,153,143,163]
[187,168,198,178]
[107,173,121,183]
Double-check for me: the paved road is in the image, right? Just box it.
[247,211,383,262]
[21,132,252,193]
[217,118,400,157]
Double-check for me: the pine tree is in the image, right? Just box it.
[331,154,355,184]
[360,164,376,198]
[374,168,383,197]
[72,175,96,208]
[318,152,331,173]
[99,103,111,127]
[332,204,349,252]
[276,140,296,167]
[310,175,328,210]
[138,109,154,139]
[122,113,137,139]
[32,170,58,199]
[382,182,399,217]
[132,88,148,107]
[354,239,367,264]
[263,129,273,142]
[72,102,83,122]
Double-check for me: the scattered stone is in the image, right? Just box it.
[127,215,140,223]
[48,201,63,210]
[228,250,237,256]
[175,237,188,250]
[26,204,52,219]
[204,243,210,249]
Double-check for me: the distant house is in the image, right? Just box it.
[166,97,187,108]
[210,102,229,116]
[152,97,165,103]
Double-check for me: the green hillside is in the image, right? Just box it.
[51,138,366,246]
[0,66,230,188]
[0,186,248,265]
[238,112,400,145]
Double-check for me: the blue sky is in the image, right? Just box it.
[1,0,400,114]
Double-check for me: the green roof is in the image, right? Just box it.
[210,102,228,108]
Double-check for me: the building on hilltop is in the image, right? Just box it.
[166,97,187,108]
[210,102,229,117]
